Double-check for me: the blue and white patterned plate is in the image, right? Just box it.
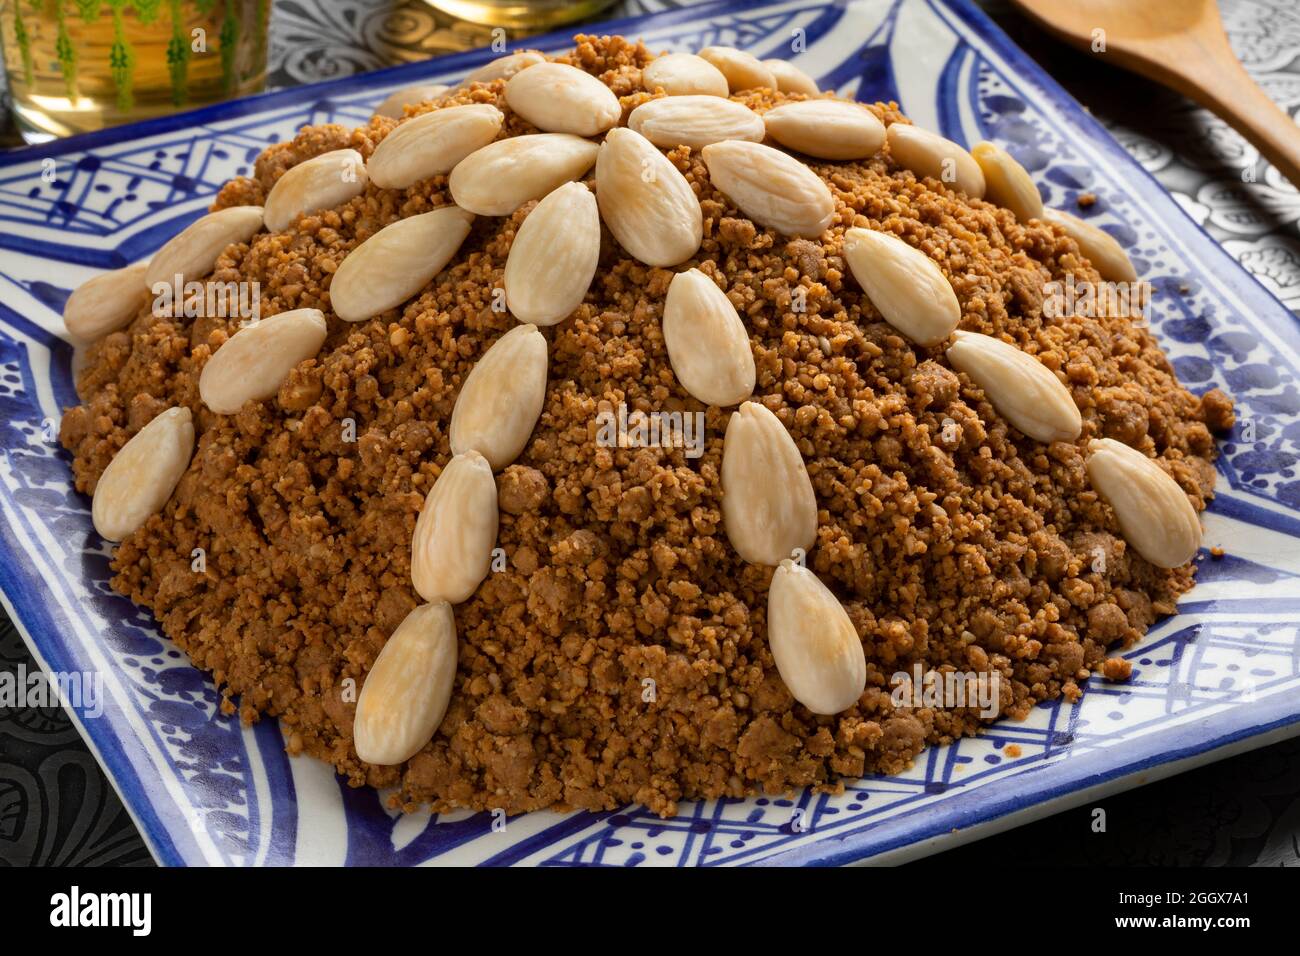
[2,0,1299,867]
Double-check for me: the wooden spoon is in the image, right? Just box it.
[1007,0,1300,185]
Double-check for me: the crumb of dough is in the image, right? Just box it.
[1101,658,1133,681]
[59,34,1229,818]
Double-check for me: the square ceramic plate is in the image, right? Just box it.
[2,0,1299,867]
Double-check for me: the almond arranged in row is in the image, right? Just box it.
[662,269,755,407]
[372,83,449,120]
[65,262,148,343]
[504,182,600,326]
[199,308,329,414]
[367,104,504,189]
[505,62,621,137]
[1085,438,1202,568]
[722,401,818,566]
[411,450,499,604]
[144,205,264,290]
[263,149,367,232]
[945,330,1081,443]
[353,601,457,766]
[886,124,985,199]
[767,560,867,715]
[641,52,729,97]
[842,227,960,346]
[698,45,776,92]
[702,140,835,238]
[330,205,474,322]
[763,100,885,160]
[450,133,599,216]
[971,141,1042,222]
[457,50,545,89]
[92,406,194,542]
[628,95,764,150]
[450,323,548,470]
[763,58,819,95]
[1043,208,1138,283]
[596,128,703,268]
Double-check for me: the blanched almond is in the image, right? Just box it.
[450,133,599,216]
[505,182,599,326]
[353,602,457,766]
[721,401,817,565]
[92,406,194,542]
[701,140,835,238]
[1042,208,1138,283]
[1086,438,1202,568]
[763,100,885,160]
[457,50,546,89]
[768,560,866,715]
[662,269,755,406]
[263,149,367,232]
[886,124,985,199]
[971,141,1042,222]
[450,323,548,470]
[145,205,264,290]
[64,263,148,343]
[842,227,960,346]
[372,83,449,120]
[945,330,1081,443]
[595,127,703,267]
[411,450,499,604]
[330,206,474,322]
[367,104,504,189]
[504,62,621,137]
[763,59,819,96]
[628,95,764,151]
[199,308,329,414]
[698,46,776,92]
[642,52,729,97]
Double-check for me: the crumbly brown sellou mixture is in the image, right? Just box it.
[61,36,1234,817]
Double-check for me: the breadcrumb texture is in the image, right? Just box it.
[60,36,1232,817]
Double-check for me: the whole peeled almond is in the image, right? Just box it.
[505,182,600,326]
[504,62,621,137]
[701,140,835,238]
[411,450,499,604]
[199,308,329,414]
[842,227,960,347]
[971,141,1042,222]
[721,401,817,566]
[457,50,546,89]
[91,406,194,542]
[662,269,755,407]
[767,560,866,715]
[596,127,703,268]
[1043,208,1138,283]
[372,83,449,120]
[1086,438,1202,568]
[886,124,985,199]
[330,205,474,322]
[367,104,504,189]
[698,45,776,92]
[450,323,548,470]
[450,133,599,216]
[64,262,148,343]
[353,602,457,766]
[763,59,819,96]
[642,52,729,97]
[263,149,367,232]
[762,100,886,160]
[628,95,764,151]
[145,205,264,290]
[945,330,1081,443]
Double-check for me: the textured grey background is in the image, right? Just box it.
[1,0,1298,867]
